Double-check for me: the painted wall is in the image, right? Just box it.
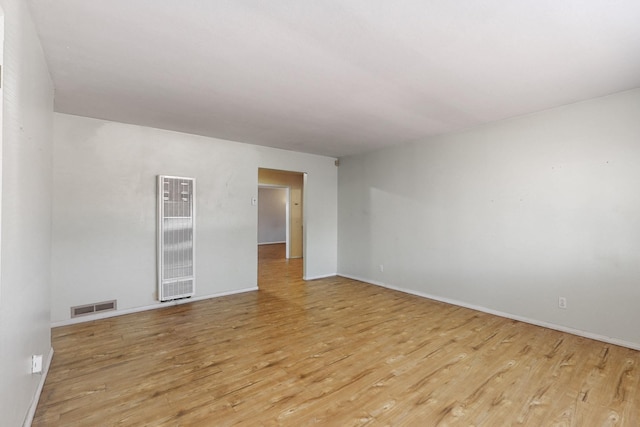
[258,169,304,257]
[51,113,337,324]
[258,187,287,244]
[338,88,640,348]
[0,0,54,425]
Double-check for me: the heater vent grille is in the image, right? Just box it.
[158,176,195,301]
[162,279,195,300]
[71,300,117,318]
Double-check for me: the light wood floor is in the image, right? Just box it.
[34,244,640,426]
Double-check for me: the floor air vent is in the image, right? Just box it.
[71,300,117,318]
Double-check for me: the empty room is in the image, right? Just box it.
[2,0,640,425]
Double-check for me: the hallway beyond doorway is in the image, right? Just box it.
[258,243,302,291]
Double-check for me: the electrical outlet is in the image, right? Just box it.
[379,264,384,272]
[32,355,43,374]
[558,297,567,309]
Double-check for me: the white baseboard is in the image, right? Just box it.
[303,273,336,281]
[23,347,54,427]
[51,287,259,328]
[338,274,640,351]
[258,241,286,245]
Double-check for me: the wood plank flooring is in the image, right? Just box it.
[34,244,640,426]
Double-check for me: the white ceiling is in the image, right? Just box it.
[26,1,640,158]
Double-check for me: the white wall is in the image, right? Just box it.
[0,0,54,425]
[52,113,337,324]
[258,187,287,244]
[338,88,640,348]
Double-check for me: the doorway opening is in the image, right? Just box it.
[257,168,305,290]
[258,186,290,256]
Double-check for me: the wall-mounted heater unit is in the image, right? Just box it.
[158,176,195,301]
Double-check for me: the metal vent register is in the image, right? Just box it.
[158,176,195,301]
[71,300,117,318]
